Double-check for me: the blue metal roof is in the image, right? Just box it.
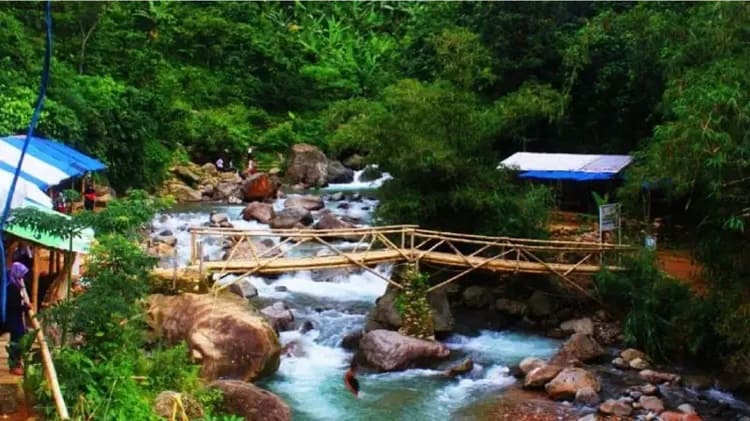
[0,135,106,189]
[519,170,618,181]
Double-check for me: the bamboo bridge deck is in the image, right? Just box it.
[163,225,632,294]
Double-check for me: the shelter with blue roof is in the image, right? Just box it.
[499,152,632,212]
[0,135,105,311]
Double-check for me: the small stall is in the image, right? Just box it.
[3,200,94,311]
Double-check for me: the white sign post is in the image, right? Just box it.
[598,203,621,244]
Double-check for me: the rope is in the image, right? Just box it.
[0,0,52,322]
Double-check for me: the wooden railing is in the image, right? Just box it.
[187,225,632,296]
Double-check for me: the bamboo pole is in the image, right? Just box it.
[31,246,41,312]
[190,231,197,264]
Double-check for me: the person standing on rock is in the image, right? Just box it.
[246,147,257,176]
[216,157,224,172]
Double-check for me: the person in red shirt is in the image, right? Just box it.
[84,182,96,211]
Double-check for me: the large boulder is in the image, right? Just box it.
[270,207,313,229]
[228,278,259,299]
[242,202,275,224]
[285,143,328,187]
[326,160,354,184]
[284,195,324,211]
[551,333,606,365]
[365,284,454,335]
[356,329,450,372]
[209,380,291,421]
[214,182,242,202]
[495,298,527,316]
[145,293,281,381]
[545,367,601,400]
[224,239,283,260]
[243,173,278,202]
[518,357,546,375]
[168,182,203,202]
[172,165,202,185]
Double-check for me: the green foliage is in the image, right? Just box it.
[595,251,692,360]
[394,265,434,340]
[78,189,173,238]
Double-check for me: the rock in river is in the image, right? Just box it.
[210,380,291,421]
[356,329,450,372]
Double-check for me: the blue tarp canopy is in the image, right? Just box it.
[0,135,106,189]
[518,171,616,181]
[499,152,632,182]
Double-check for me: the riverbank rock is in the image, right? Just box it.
[560,317,594,336]
[270,207,313,229]
[242,202,275,224]
[357,329,450,372]
[286,143,328,187]
[527,291,553,318]
[243,173,278,202]
[639,369,680,384]
[463,285,491,308]
[284,194,324,211]
[621,348,648,363]
[599,398,633,417]
[551,333,605,365]
[524,364,563,388]
[495,298,527,316]
[545,368,601,400]
[639,395,665,413]
[261,302,295,332]
[341,330,363,350]
[327,160,354,184]
[145,293,281,381]
[365,284,454,334]
[519,357,546,375]
[154,391,203,419]
[210,380,291,421]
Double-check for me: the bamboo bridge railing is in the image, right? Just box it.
[178,225,632,295]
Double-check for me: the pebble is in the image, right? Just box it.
[639,395,664,413]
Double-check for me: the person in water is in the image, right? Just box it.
[2,262,30,375]
[344,360,360,397]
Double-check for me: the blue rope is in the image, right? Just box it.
[0,1,52,322]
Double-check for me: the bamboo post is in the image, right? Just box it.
[31,246,41,312]
[190,230,197,264]
[198,240,204,275]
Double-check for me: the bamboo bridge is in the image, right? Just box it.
[158,225,632,295]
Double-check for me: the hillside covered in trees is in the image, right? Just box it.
[2,2,750,383]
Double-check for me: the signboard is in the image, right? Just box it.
[599,203,620,232]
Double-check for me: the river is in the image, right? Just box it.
[150,170,750,420]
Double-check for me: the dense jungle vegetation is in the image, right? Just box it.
[2,1,750,389]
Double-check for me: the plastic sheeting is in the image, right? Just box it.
[0,167,53,209]
[499,152,632,181]
[0,135,106,189]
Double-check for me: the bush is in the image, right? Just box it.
[595,251,692,360]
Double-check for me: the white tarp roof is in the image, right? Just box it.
[498,152,632,173]
[0,168,53,209]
